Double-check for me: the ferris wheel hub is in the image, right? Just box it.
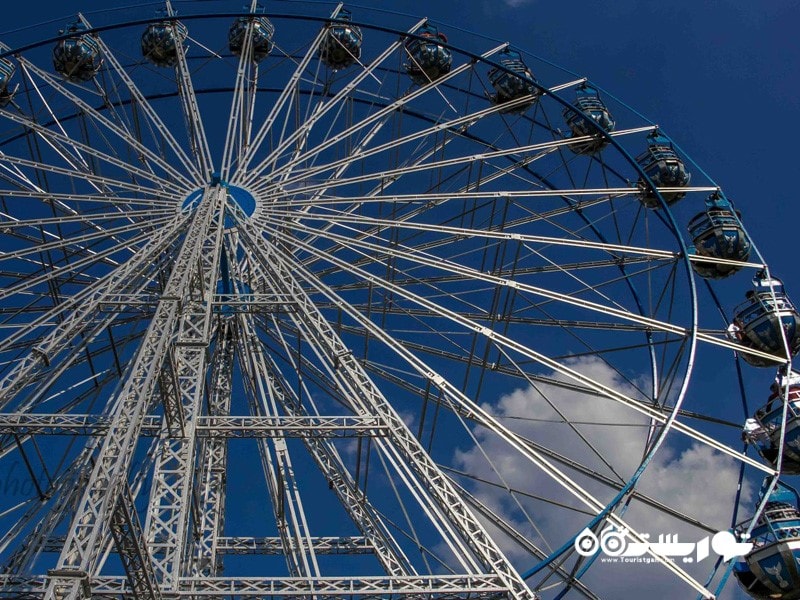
[181,181,256,229]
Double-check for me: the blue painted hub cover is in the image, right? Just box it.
[181,182,256,228]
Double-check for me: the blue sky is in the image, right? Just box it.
[0,1,797,598]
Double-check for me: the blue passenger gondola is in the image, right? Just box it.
[319,10,362,70]
[404,24,452,85]
[487,48,538,113]
[229,13,275,63]
[735,482,800,599]
[563,84,615,154]
[730,271,800,367]
[635,131,691,208]
[687,193,751,279]
[745,371,800,474]
[141,19,188,68]
[0,58,16,107]
[52,22,102,82]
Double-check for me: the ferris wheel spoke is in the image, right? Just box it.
[268,187,656,209]
[0,320,137,421]
[256,54,326,190]
[0,217,174,267]
[0,151,185,201]
[0,189,177,209]
[453,483,601,600]
[432,331,632,500]
[251,312,410,577]
[219,1,261,182]
[238,19,427,189]
[313,254,675,327]
[230,22,331,186]
[263,214,684,335]
[0,209,175,231]
[269,206,680,261]
[316,252,667,283]
[467,425,720,532]
[252,125,657,201]
[0,239,123,292]
[444,432,725,537]
[254,43,511,189]
[317,250,681,364]
[14,59,196,191]
[1,314,152,392]
[0,443,98,559]
[289,327,721,596]
[2,372,149,456]
[328,305,666,335]
[0,254,161,316]
[255,319,388,423]
[0,107,187,197]
[170,19,213,179]
[79,17,204,186]
[1,199,173,266]
[0,323,143,410]
[0,226,172,303]
[3,109,102,198]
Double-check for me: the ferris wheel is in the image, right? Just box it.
[0,2,796,599]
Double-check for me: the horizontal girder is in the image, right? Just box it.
[0,414,388,438]
[2,574,508,597]
[41,536,373,556]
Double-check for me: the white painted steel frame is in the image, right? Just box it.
[0,7,782,600]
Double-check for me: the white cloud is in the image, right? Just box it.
[452,356,753,598]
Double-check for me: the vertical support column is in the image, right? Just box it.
[108,482,162,599]
[189,320,235,577]
[145,186,227,589]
